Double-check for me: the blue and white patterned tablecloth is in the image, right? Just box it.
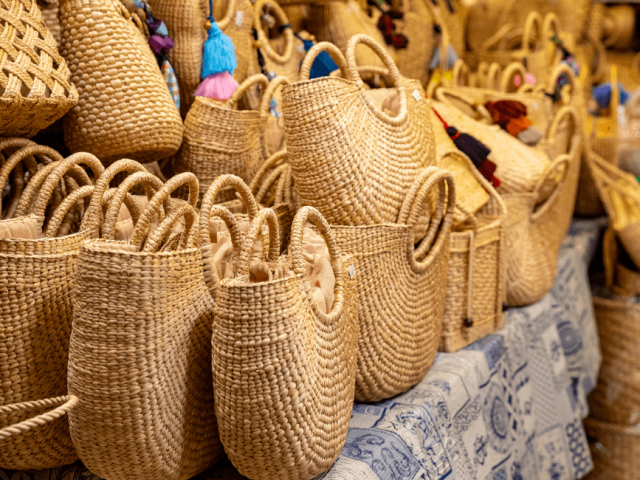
[1,220,605,480]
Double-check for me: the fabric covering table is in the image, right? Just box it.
[0,219,605,480]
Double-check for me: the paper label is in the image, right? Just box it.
[235,10,243,27]
[348,264,355,279]
[413,89,421,102]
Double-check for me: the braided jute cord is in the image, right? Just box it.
[0,396,78,441]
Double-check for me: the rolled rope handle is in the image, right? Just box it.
[545,105,579,150]
[452,60,470,86]
[289,206,346,323]
[79,159,150,233]
[519,11,543,55]
[248,149,288,195]
[499,62,527,93]
[159,231,183,253]
[15,161,92,217]
[101,172,165,241]
[0,395,78,442]
[236,207,281,278]
[101,189,143,229]
[546,62,577,99]
[44,185,94,238]
[276,163,296,209]
[200,204,244,295]
[255,163,289,206]
[542,13,561,44]
[300,42,349,81]
[0,137,37,162]
[603,227,617,288]
[31,153,105,220]
[0,145,64,197]
[127,173,199,249]
[399,168,456,268]
[253,0,294,65]
[199,174,261,246]
[434,89,493,124]
[260,75,291,123]
[346,35,408,125]
[485,62,502,91]
[517,83,535,93]
[530,154,571,222]
[216,0,236,31]
[143,203,198,252]
[226,74,270,109]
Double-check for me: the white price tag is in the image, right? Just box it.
[412,89,421,102]
[235,10,243,27]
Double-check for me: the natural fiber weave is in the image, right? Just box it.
[173,74,287,204]
[68,172,223,480]
[585,416,640,480]
[59,0,183,164]
[283,36,436,226]
[392,0,434,86]
[38,0,61,47]
[0,148,105,470]
[209,205,358,480]
[589,290,640,426]
[0,0,78,137]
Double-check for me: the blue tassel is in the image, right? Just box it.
[202,21,237,78]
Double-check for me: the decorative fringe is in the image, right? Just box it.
[195,71,239,100]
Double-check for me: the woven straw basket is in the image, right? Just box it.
[173,74,287,203]
[59,0,183,164]
[588,148,640,273]
[603,228,640,298]
[208,202,358,480]
[0,143,106,470]
[433,123,506,352]
[0,0,78,137]
[68,170,223,480]
[283,36,436,226]
[391,0,434,86]
[585,416,640,480]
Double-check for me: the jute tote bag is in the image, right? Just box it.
[0,0,78,137]
[0,149,105,470]
[283,35,436,226]
[68,173,224,480]
[174,74,288,203]
[59,0,183,163]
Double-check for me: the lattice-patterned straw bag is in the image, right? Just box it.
[68,172,224,480]
[173,74,288,203]
[207,202,358,480]
[283,36,436,226]
[0,147,105,470]
[0,0,78,137]
[59,0,183,163]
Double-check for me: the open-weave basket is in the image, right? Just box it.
[328,167,455,401]
[173,74,286,204]
[0,0,78,137]
[59,0,183,164]
[68,172,224,480]
[585,416,640,480]
[433,122,506,352]
[209,204,358,480]
[0,144,105,470]
[283,36,436,226]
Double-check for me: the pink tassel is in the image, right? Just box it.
[195,71,239,100]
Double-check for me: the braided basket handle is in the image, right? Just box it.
[249,149,288,195]
[0,396,78,442]
[452,60,471,87]
[546,63,577,101]
[15,160,93,218]
[399,168,456,273]
[260,76,290,125]
[530,153,572,222]
[30,153,104,220]
[0,145,64,200]
[101,172,166,241]
[300,42,349,81]
[434,89,493,124]
[126,173,199,249]
[226,74,270,109]
[80,159,156,233]
[289,206,345,323]
[253,0,294,65]
[235,208,280,277]
[499,62,527,93]
[254,163,289,206]
[143,203,198,253]
[485,62,503,91]
[216,0,236,30]
[277,164,297,210]
[544,105,579,152]
[44,185,94,238]
[346,34,408,125]
[519,11,543,56]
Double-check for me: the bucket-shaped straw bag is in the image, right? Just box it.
[0,0,78,137]
[174,74,287,203]
[0,148,105,470]
[68,172,224,480]
[326,167,455,401]
[206,201,358,480]
[59,0,183,163]
[283,36,436,226]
